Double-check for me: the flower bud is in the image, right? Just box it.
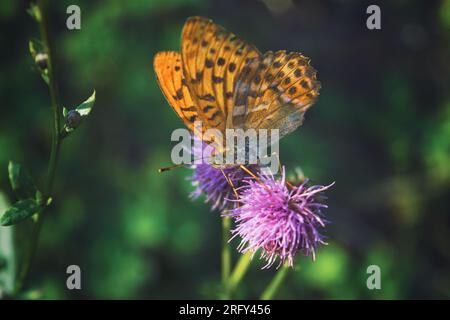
[66,110,81,129]
[35,52,48,70]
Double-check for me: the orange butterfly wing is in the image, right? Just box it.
[154,51,204,137]
[154,17,321,149]
[181,16,261,131]
[233,50,321,138]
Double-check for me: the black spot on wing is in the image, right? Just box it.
[198,94,216,102]
[203,105,215,113]
[208,111,221,121]
[288,87,297,95]
[212,75,224,83]
[181,106,197,112]
[173,89,183,100]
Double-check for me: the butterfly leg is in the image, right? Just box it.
[239,165,270,191]
[219,168,240,206]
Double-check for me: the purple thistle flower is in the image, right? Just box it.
[190,164,260,211]
[227,168,333,269]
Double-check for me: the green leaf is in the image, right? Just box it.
[29,40,49,85]
[0,192,15,295]
[62,91,96,138]
[28,40,37,60]
[8,162,37,200]
[76,90,96,116]
[28,39,46,58]
[41,71,49,85]
[0,199,41,226]
[27,3,41,22]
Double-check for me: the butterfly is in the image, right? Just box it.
[154,16,321,169]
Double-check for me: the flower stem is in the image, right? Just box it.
[221,217,231,297]
[228,251,252,294]
[260,264,290,300]
[13,0,61,296]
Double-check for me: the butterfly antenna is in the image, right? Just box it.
[158,163,185,173]
[219,168,240,207]
[158,153,215,173]
[239,165,269,192]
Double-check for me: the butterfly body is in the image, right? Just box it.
[154,17,320,167]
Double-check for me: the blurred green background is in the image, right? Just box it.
[0,0,449,299]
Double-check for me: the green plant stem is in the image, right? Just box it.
[260,264,290,300]
[228,251,252,294]
[221,217,231,298]
[13,0,61,296]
